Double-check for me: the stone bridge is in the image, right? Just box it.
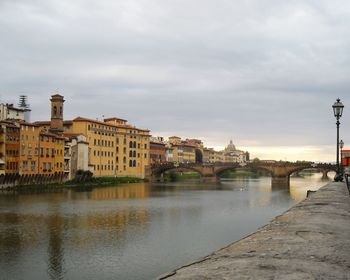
[147,161,337,187]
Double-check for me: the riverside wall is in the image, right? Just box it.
[158,182,350,279]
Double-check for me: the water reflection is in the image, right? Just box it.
[0,174,330,280]
[47,213,65,280]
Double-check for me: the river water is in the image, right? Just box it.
[0,174,331,280]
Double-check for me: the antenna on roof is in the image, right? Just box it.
[18,95,31,122]
[18,95,29,109]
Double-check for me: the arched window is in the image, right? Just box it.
[129,150,133,157]
[133,160,136,167]
[129,141,133,148]
[133,151,136,157]
[133,141,137,148]
[129,160,133,167]
[53,106,57,115]
[123,157,126,164]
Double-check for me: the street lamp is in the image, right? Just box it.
[332,98,344,182]
[340,139,344,176]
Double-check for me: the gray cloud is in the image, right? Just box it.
[0,0,349,159]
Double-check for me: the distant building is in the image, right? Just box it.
[0,103,26,121]
[150,140,167,164]
[223,140,248,163]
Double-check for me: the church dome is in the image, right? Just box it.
[225,140,236,152]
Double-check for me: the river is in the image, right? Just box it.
[0,173,331,280]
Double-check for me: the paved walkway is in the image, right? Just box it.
[158,182,350,279]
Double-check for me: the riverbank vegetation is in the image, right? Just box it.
[165,172,201,182]
[3,176,148,193]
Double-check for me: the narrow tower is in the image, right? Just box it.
[50,94,65,134]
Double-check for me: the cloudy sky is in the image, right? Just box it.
[1,0,349,161]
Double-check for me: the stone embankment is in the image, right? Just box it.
[158,182,350,279]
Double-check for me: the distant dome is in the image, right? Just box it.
[225,140,236,152]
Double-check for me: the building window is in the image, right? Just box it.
[129,150,133,157]
[133,160,136,167]
[123,157,126,164]
[133,151,136,157]
[23,161,28,171]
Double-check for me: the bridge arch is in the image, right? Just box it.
[288,166,336,179]
[214,165,273,178]
[152,165,204,178]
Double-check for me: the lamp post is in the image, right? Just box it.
[340,139,344,177]
[332,98,344,182]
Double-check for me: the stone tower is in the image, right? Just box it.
[50,94,65,134]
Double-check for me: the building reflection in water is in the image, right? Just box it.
[0,176,331,280]
[47,213,65,280]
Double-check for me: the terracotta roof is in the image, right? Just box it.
[19,122,40,127]
[104,117,127,122]
[150,141,166,146]
[40,131,65,139]
[73,116,150,132]
[34,120,73,125]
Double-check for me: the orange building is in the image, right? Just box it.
[150,141,167,164]
[19,122,65,175]
[341,149,350,173]
[5,122,20,174]
[19,122,40,175]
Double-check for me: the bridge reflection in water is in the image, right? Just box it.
[149,161,336,188]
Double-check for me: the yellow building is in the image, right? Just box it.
[38,132,65,175]
[171,143,196,163]
[63,117,150,178]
